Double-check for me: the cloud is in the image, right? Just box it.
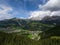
[29,11,51,20]
[51,11,60,16]
[29,0,60,20]
[0,4,29,20]
[29,11,60,20]
[0,5,13,14]
[0,5,13,20]
[40,0,60,11]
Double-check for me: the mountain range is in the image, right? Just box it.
[0,16,60,45]
[0,16,60,33]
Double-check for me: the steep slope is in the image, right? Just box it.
[0,31,41,45]
[41,26,60,39]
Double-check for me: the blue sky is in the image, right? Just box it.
[0,0,48,19]
[0,0,60,20]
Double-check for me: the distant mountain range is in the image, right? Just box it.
[0,18,54,32]
[0,15,60,32]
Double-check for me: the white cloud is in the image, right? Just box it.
[29,10,60,20]
[29,0,60,20]
[51,11,60,16]
[40,0,60,11]
[29,11,51,20]
[0,5,13,20]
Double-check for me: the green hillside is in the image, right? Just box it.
[41,26,60,39]
[0,18,54,32]
[0,31,41,45]
[0,30,60,45]
[0,18,60,45]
